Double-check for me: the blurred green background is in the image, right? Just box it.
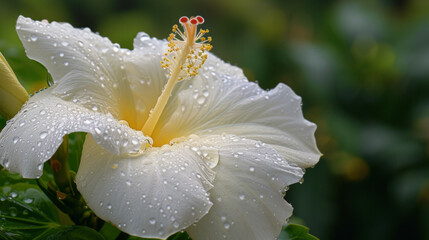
[1,0,429,239]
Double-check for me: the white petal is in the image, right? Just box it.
[186,135,304,240]
[122,40,248,130]
[0,89,149,178]
[153,58,320,167]
[16,16,137,122]
[121,33,168,129]
[76,135,215,239]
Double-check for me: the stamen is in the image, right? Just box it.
[142,16,212,137]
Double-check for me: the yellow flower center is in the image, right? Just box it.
[141,16,212,139]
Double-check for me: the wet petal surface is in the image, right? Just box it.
[76,136,215,239]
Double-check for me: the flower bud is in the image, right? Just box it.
[0,52,29,119]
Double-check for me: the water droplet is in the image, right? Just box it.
[61,41,69,47]
[30,35,38,42]
[197,96,206,105]
[23,198,33,204]
[10,192,17,198]
[37,163,43,171]
[126,180,132,186]
[39,110,46,115]
[13,136,19,144]
[224,222,230,229]
[202,89,209,97]
[239,195,245,200]
[107,204,112,209]
[249,167,255,172]
[149,218,156,225]
[64,62,69,66]
[99,201,104,207]
[78,41,84,47]
[92,106,98,111]
[39,131,48,139]
[9,207,17,217]
[139,33,150,42]
[173,221,180,228]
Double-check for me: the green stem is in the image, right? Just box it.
[51,137,72,194]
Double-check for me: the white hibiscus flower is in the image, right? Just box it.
[0,16,321,240]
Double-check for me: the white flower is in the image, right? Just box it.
[0,16,321,240]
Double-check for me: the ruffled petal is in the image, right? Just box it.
[0,89,149,178]
[16,16,138,123]
[186,135,303,240]
[153,56,320,167]
[76,135,215,239]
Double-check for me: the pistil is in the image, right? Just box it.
[141,16,212,137]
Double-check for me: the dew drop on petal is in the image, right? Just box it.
[173,221,180,228]
[3,158,9,168]
[39,131,48,139]
[94,127,102,134]
[197,96,206,105]
[149,218,156,225]
[224,222,231,229]
[239,194,245,200]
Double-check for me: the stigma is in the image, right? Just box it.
[161,16,212,80]
[142,16,212,137]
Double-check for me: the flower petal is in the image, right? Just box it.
[76,135,215,239]
[186,135,304,240]
[16,16,138,125]
[0,89,149,178]
[122,38,249,130]
[121,33,168,129]
[153,56,320,167]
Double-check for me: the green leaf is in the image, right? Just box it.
[278,224,319,240]
[34,225,105,240]
[0,183,60,239]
